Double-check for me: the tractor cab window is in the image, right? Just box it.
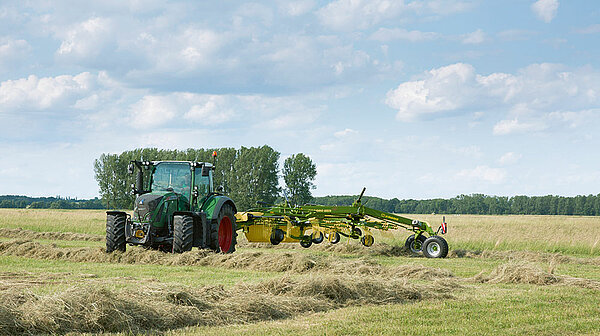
[151,162,192,197]
[194,167,213,196]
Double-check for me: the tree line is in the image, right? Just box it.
[314,193,600,216]
[0,195,104,209]
[93,146,316,210]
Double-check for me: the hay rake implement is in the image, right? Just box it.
[235,188,449,258]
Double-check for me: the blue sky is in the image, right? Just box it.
[1,0,599,200]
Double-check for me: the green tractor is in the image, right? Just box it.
[105,158,237,254]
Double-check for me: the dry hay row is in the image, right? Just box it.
[238,239,414,257]
[473,261,600,289]
[0,228,103,242]
[0,274,458,335]
[0,239,454,280]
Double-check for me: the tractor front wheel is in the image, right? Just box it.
[173,215,194,253]
[422,236,449,258]
[211,204,237,253]
[106,213,126,253]
[405,234,427,254]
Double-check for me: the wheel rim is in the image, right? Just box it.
[426,242,441,257]
[218,216,232,252]
[410,240,422,253]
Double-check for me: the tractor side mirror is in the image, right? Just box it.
[127,163,134,175]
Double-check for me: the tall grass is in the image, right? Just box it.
[381,214,600,256]
[0,209,106,235]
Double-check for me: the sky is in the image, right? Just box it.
[1,0,599,200]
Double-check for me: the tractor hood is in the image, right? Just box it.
[133,193,164,222]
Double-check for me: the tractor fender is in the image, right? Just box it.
[208,196,237,221]
[106,210,127,216]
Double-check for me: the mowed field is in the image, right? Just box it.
[1,209,600,335]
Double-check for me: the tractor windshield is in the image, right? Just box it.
[151,162,191,197]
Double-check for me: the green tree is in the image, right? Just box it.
[228,146,280,210]
[282,153,317,206]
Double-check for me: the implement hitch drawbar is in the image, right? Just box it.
[235,188,449,258]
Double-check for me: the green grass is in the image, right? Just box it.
[0,254,281,288]
[170,284,600,336]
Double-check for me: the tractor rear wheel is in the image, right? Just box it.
[106,213,126,253]
[210,204,237,253]
[422,236,449,258]
[173,215,194,253]
[405,234,427,254]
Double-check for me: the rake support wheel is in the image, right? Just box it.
[312,231,324,244]
[422,235,449,258]
[300,235,313,248]
[405,234,427,254]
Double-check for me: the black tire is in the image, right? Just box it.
[327,232,341,244]
[300,236,312,248]
[422,236,449,258]
[172,215,194,253]
[351,227,362,238]
[312,231,324,244]
[361,235,374,247]
[405,234,427,254]
[270,229,285,245]
[210,204,237,253]
[106,213,126,253]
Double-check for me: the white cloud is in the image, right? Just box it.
[334,128,358,138]
[492,118,547,135]
[279,0,315,16]
[497,29,537,41]
[56,17,114,60]
[531,0,559,23]
[421,0,474,16]
[576,24,600,34]
[128,92,323,130]
[184,95,234,125]
[386,63,600,132]
[461,29,486,44]
[370,28,439,42]
[0,38,30,64]
[316,0,471,31]
[498,152,522,165]
[0,72,95,111]
[457,165,506,184]
[317,0,410,31]
[385,63,477,121]
[129,95,178,129]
